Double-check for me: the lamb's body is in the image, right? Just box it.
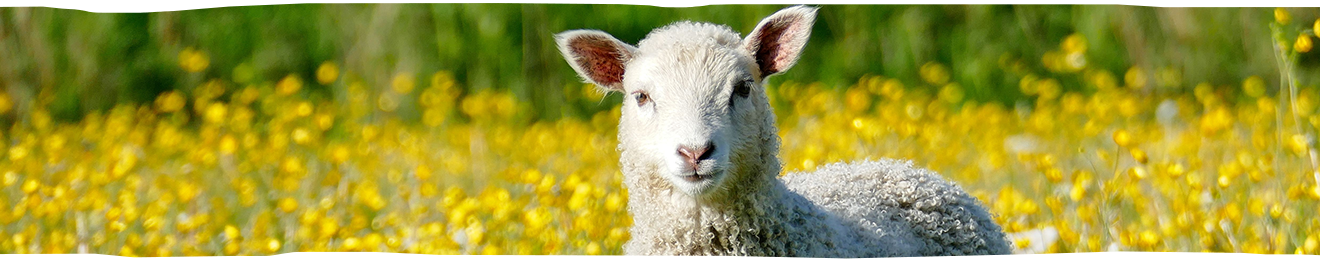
[782,160,1011,256]
[557,6,1011,257]
[623,148,1009,256]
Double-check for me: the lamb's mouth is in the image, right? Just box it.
[680,173,714,182]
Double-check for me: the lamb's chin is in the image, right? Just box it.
[666,169,726,197]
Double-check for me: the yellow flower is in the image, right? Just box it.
[224,225,240,240]
[1199,107,1234,135]
[1139,230,1160,248]
[219,135,238,155]
[420,183,438,198]
[1243,76,1266,98]
[331,145,350,164]
[378,94,399,112]
[112,149,137,179]
[1297,35,1313,53]
[0,91,12,115]
[292,128,312,145]
[21,179,39,194]
[318,218,339,238]
[415,165,433,181]
[423,108,446,127]
[604,192,624,212]
[1089,70,1118,90]
[234,86,261,105]
[1130,148,1148,164]
[1166,163,1185,177]
[276,74,303,96]
[1128,167,1149,179]
[1306,236,1319,254]
[1070,179,1089,202]
[1062,33,1088,53]
[844,87,872,111]
[315,113,335,130]
[523,206,551,231]
[1124,67,1147,89]
[179,48,210,72]
[1035,78,1061,100]
[482,245,501,255]
[154,91,186,113]
[586,242,602,255]
[1275,7,1291,25]
[1268,203,1284,218]
[295,102,314,117]
[317,61,340,85]
[342,237,361,251]
[465,219,486,245]
[881,79,905,100]
[422,221,445,237]
[1,171,15,186]
[919,62,950,85]
[363,233,383,251]
[431,71,458,96]
[8,146,27,161]
[177,182,199,203]
[1113,130,1133,148]
[266,238,282,253]
[278,197,298,213]
[1315,19,1320,37]
[392,72,416,94]
[204,103,228,125]
[494,92,518,118]
[938,83,964,104]
[1044,168,1063,183]
[1289,134,1310,155]
[281,157,304,174]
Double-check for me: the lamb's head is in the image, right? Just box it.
[556,6,816,197]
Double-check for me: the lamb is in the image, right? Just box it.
[554,6,1012,257]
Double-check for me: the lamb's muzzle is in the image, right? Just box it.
[677,142,714,172]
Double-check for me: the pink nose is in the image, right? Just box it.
[677,142,715,171]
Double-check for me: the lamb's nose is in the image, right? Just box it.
[678,142,715,171]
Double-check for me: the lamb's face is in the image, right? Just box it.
[616,41,762,195]
[556,6,817,197]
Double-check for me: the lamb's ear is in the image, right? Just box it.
[555,30,637,92]
[742,5,817,78]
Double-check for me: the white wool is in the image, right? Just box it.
[556,5,1011,257]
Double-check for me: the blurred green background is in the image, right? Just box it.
[2,5,1317,124]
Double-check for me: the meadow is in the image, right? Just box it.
[0,4,1319,255]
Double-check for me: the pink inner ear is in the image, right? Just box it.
[571,35,628,89]
[754,20,787,75]
[750,16,807,77]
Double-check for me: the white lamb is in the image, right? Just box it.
[554,6,1012,257]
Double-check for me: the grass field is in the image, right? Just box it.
[1,4,1320,256]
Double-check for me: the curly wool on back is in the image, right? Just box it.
[783,159,1012,256]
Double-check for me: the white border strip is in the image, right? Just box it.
[0,0,1316,13]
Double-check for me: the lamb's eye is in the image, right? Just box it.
[634,91,651,106]
[733,79,752,99]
